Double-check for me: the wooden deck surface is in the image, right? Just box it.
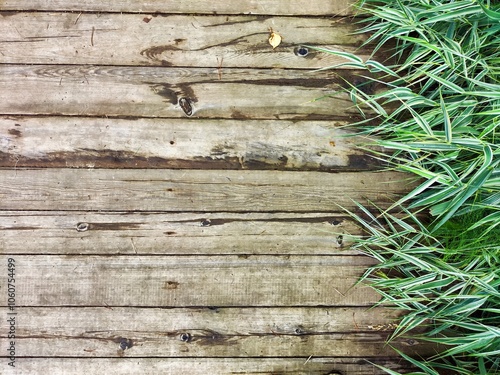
[1,2,423,374]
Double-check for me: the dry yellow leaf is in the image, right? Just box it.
[268,29,282,49]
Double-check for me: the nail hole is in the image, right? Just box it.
[294,46,309,57]
[330,219,342,226]
[336,235,344,246]
[200,219,211,227]
[294,327,305,335]
[170,140,175,145]
[119,338,132,350]
[180,333,192,342]
[179,97,193,116]
[76,222,89,232]
[407,339,416,346]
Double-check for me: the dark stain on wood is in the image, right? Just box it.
[0,150,378,171]
[140,45,180,61]
[201,17,272,28]
[148,83,198,105]
[8,128,22,137]
[163,281,180,290]
[85,222,142,230]
[193,329,236,346]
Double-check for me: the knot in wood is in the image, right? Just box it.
[119,338,132,350]
[178,97,194,116]
[179,332,192,342]
[76,222,89,232]
[294,46,309,57]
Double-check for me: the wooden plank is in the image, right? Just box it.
[0,1,355,16]
[4,306,402,337]
[0,65,376,119]
[0,169,413,212]
[0,116,380,171]
[1,358,415,375]
[0,211,358,255]
[0,13,370,68]
[1,255,378,306]
[0,306,432,358]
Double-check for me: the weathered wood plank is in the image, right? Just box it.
[0,211,357,255]
[0,1,355,16]
[0,65,374,119]
[0,13,370,68]
[1,255,378,306]
[1,358,415,375]
[0,306,431,357]
[0,116,379,171]
[4,306,402,336]
[0,169,413,212]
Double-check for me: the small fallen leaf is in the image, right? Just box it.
[268,28,282,49]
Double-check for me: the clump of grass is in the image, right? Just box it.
[313,0,500,373]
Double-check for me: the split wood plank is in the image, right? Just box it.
[0,169,413,212]
[0,116,380,171]
[0,13,370,68]
[0,65,375,120]
[1,255,379,306]
[0,1,355,16]
[0,306,430,358]
[0,212,358,255]
[0,358,415,375]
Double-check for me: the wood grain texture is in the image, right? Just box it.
[0,116,380,171]
[0,169,413,212]
[0,211,358,255]
[4,306,402,337]
[2,255,379,306]
[0,13,370,68]
[0,358,415,375]
[0,306,432,358]
[0,0,355,16]
[0,65,377,119]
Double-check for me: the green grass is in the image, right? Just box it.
[313,0,500,373]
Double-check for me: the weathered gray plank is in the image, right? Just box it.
[0,169,413,212]
[0,65,375,119]
[0,116,379,171]
[0,13,370,68]
[1,255,378,306]
[1,358,415,375]
[0,1,355,16]
[0,212,357,255]
[0,306,431,357]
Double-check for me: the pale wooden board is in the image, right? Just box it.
[0,1,355,16]
[0,65,376,120]
[1,255,378,306]
[0,306,431,357]
[0,13,371,68]
[0,211,358,255]
[0,169,413,212]
[1,358,415,375]
[0,116,380,171]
